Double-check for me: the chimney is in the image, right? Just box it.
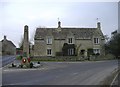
[57,21,62,32]
[4,35,7,40]
[97,22,101,29]
[58,21,61,28]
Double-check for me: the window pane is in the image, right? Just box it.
[94,38,99,44]
[47,49,52,55]
[47,38,52,44]
[94,38,96,43]
[71,38,72,43]
[68,38,73,44]
[93,49,100,54]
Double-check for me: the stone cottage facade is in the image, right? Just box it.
[33,21,105,57]
[1,36,16,55]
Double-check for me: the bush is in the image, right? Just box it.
[87,48,94,56]
[16,55,22,60]
[104,54,115,59]
[105,34,120,58]
[30,62,33,68]
[56,52,63,56]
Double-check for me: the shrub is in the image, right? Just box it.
[16,55,22,60]
[30,62,33,68]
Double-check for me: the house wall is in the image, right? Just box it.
[75,39,93,56]
[34,36,105,57]
[34,40,46,56]
[54,40,65,53]
[2,41,16,55]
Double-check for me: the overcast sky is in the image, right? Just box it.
[0,0,119,47]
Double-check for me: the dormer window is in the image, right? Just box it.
[47,37,52,44]
[94,38,99,44]
[68,38,73,44]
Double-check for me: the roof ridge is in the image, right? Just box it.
[36,27,97,29]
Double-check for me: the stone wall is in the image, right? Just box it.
[34,40,46,56]
[34,37,105,57]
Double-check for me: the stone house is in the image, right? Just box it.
[33,21,105,57]
[1,36,16,55]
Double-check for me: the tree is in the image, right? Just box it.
[104,35,110,43]
[18,36,33,57]
[105,34,120,58]
[18,36,24,49]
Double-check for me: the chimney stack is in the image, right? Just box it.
[97,22,101,29]
[4,35,7,40]
[58,21,61,28]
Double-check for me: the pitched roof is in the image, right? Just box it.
[1,39,16,47]
[35,27,103,40]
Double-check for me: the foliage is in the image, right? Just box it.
[18,36,24,49]
[18,36,33,57]
[16,55,22,60]
[62,43,76,56]
[30,62,33,68]
[105,34,120,58]
[80,50,85,55]
[31,56,78,62]
[56,52,63,56]
[104,35,110,42]
[87,48,94,56]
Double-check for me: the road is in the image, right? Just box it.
[2,60,118,85]
[1,55,16,67]
[0,55,16,87]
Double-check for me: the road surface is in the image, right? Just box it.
[2,60,118,85]
[1,55,16,67]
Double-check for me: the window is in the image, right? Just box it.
[68,38,73,44]
[47,37,52,44]
[93,49,100,54]
[94,38,99,44]
[68,48,74,56]
[47,49,52,55]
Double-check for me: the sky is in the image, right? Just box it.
[0,0,119,47]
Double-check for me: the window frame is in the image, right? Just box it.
[68,48,74,56]
[93,48,100,54]
[68,38,73,44]
[47,48,52,56]
[94,38,99,44]
[47,37,52,45]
